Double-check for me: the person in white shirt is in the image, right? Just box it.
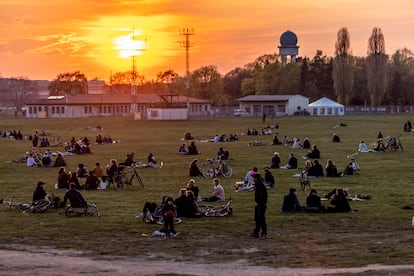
[26,153,38,167]
[358,141,370,153]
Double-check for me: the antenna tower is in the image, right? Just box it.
[180,28,195,92]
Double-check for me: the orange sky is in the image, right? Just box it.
[0,0,413,82]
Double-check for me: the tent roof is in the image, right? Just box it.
[309,97,344,107]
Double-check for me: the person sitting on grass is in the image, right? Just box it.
[324,159,340,177]
[271,152,281,169]
[62,182,87,208]
[53,153,67,167]
[307,159,324,177]
[281,153,298,169]
[106,159,119,182]
[57,167,69,189]
[85,170,99,190]
[327,188,352,213]
[26,153,39,167]
[304,145,320,159]
[281,188,302,213]
[178,143,188,155]
[303,189,326,213]
[203,178,225,202]
[189,159,203,177]
[302,138,311,149]
[32,181,48,202]
[263,168,275,188]
[187,141,199,155]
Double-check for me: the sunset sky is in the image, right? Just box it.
[0,0,413,82]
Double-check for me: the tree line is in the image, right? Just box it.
[1,27,414,111]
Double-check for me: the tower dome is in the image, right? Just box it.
[280,31,298,46]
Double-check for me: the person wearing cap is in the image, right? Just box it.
[250,173,268,238]
[271,152,281,169]
[33,181,47,202]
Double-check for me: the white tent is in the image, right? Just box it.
[308,97,345,116]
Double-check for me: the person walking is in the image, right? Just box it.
[250,173,268,238]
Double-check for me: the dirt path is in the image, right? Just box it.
[1,244,414,275]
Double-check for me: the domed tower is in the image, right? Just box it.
[278,30,299,64]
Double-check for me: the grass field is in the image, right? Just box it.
[1,114,414,269]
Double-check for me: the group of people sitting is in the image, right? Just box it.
[281,187,352,213]
[95,134,114,144]
[178,141,199,155]
[1,130,24,140]
[56,162,106,190]
[64,136,92,154]
[212,133,239,142]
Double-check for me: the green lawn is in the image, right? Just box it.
[1,114,414,268]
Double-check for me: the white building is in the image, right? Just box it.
[236,94,309,116]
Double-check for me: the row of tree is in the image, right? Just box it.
[1,27,414,110]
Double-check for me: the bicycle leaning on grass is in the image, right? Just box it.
[110,165,144,190]
[201,159,233,178]
[1,196,56,214]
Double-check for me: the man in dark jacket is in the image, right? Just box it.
[63,183,87,208]
[251,174,268,238]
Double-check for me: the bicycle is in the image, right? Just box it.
[2,196,55,213]
[131,161,162,169]
[297,167,311,192]
[111,165,144,190]
[65,202,100,217]
[199,199,233,217]
[201,159,233,178]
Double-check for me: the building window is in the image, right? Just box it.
[84,106,88,113]
[52,106,55,114]
[89,106,92,113]
[253,105,261,114]
[103,106,107,113]
[34,106,37,113]
[99,106,102,113]
[320,108,325,115]
[277,105,286,113]
[29,107,33,114]
[150,110,158,117]
[108,106,112,113]
[38,106,42,112]
[313,108,317,115]
[61,107,64,114]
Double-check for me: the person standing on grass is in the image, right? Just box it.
[162,196,178,238]
[250,173,268,238]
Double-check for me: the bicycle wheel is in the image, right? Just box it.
[87,204,100,217]
[156,217,183,225]
[65,206,84,217]
[113,175,126,190]
[201,163,215,178]
[220,163,233,177]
